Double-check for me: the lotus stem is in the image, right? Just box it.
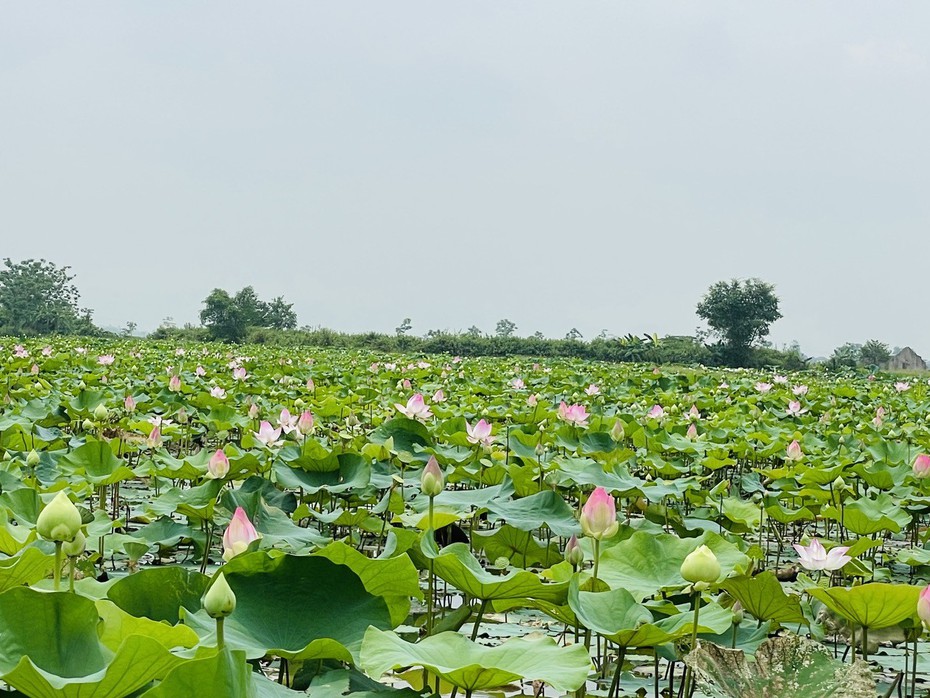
[426,496,435,637]
[216,617,225,650]
[68,557,76,593]
[470,599,488,641]
[53,541,62,591]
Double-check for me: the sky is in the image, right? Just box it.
[1,3,928,358]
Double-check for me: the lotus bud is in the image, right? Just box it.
[93,404,109,421]
[297,410,315,435]
[565,535,584,567]
[36,492,82,543]
[579,487,619,540]
[81,419,94,432]
[785,440,803,462]
[248,403,259,419]
[919,585,930,628]
[124,395,136,412]
[731,600,744,624]
[680,545,721,585]
[222,507,261,561]
[611,419,625,441]
[203,573,237,618]
[686,423,698,440]
[177,408,188,424]
[208,449,230,479]
[168,375,181,392]
[914,454,930,479]
[26,449,40,467]
[420,456,444,497]
[63,530,86,557]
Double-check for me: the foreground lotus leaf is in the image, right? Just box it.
[719,572,807,627]
[360,628,591,692]
[807,583,921,630]
[685,634,874,698]
[183,552,395,662]
[107,566,210,623]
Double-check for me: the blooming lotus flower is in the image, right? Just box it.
[786,401,807,417]
[417,361,431,369]
[253,421,282,447]
[278,409,298,434]
[395,393,433,421]
[895,382,911,392]
[369,362,379,373]
[527,393,538,407]
[686,423,698,440]
[233,367,248,381]
[773,375,788,384]
[511,378,525,390]
[175,347,186,356]
[420,456,444,497]
[792,385,809,396]
[914,454,930,478]
[647,404,665,420]
[222,507,261,561]
[98,354,115,366]
[792,538,851,572]
[681,545,721,584]
[297,410,314,435]
[585,384,600,396]
[210,386,227,399]
[465,419,494,447]
[207,449,230,479]
[124,395,136,412]
[918,586,930,628]
[786,439,803,461]
[12,345,28,359]
[580,487,618,540]
[558,402,589,427]
[755,382,772,393]
[41,346,52,357]
[168,375,181,392]
[431,389,446,403]
[147,426,163,449]
[75,347,86,355]
[195,365,206,376]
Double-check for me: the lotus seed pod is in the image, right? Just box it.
[680,545,721,585]
[203,573,237,618]
[63,530,86,557]
[93,404,109,421]
[36,492,82,543]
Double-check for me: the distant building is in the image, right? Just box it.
[888,347,927,371]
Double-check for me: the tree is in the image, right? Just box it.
[200,289,247,342]
[829,343,861,370]
[121,321,138,337]
[264,296,297,330]
[565,328,583,340]
[465,326,483,338]
[0,258,95,335]
[395,318,412,336]
[495,318,517,338]
[859,339,891,367]
[696,278,782,367]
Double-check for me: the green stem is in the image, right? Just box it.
[68,557,76,593]
[592,538,600,583]
[216,617,225,650]
[470,599,488,641]
[607,646,626,698]
[683,590,702,697]
[53,542,62,592]
[426,496,435,637]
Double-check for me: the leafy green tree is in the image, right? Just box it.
[395,318,412,336]
[0,258,95,335]
[466,326,483,338]
[495,318,517,338]
[859,339,891,367]
[264,296,297,330]
[565,328,583,340]
[829,343,861,369]
[232,286,267,327]
[200,289,247,342]
[696,279,782,367]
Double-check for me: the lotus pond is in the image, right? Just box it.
[2,339,930,697]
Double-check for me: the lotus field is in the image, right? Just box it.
[5,339,930,697]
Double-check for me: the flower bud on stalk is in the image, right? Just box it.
[420,456,444,498]
[681,545,721,585]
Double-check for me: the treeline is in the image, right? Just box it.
[150,324,808,370]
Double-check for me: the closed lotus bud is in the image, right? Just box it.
[63,530,86,557]
[611,420,625,441]
[248,403,259,419]
[680,545,721,584]
[785,440,803,462]
[93,404,109,421]
[81,419,94,432]
[580,487,619,540]
[297,410,315,435]
[203,573,237,618]
[124,395,136,412]
[918,585,930,628]
[177,408,188,424]
[222,507,261,561]
[208,449,230,479]
[26,449,40,467]
[36,492,82,543]
[914,454,930,479]
[565,535,584,567]
[420,456,444,497]
[686,423,698,440]
[731,600,744,624]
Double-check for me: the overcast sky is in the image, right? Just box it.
[2,3,928,357]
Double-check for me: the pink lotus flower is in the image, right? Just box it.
[124,395,136,412]
[207,449,230,479]
[558,402,589,427]
[253,421,283,447]
[12,345,28,359]
[168,375,181,392]
[306,378,315,390]
[786,401,807,417]
[210,386,227,399]
[148,415,172,427]
[432,389,446,403]
[222,507,261,561]
[278,408,298,434]
[248,403,259,419]
[297,410,314,435]
[584,384,600,396]
[41,346,53,357]
[195,365,206,377]
[369,362,379,373]
[98,354,115,366]
[786,439,803,461]
[792,538,851,572]
[565,534,584,567]
[773,375,788,384]
[175,347,186,356]
[395,394,433,421]
[918,586,930,628]
[420,455,444,497]
[465,419,494,447]
[511,378,526,390]
[895,381,911,392]
[792,385,809,396]
[527,394,539,407]
[686,423,698,440]
[580,487,619,540]
[914,454,930,479]
[30,364,39,375]
[647,404,665,420]
[146,426,163,449]
[688,405,700,420]
[755,382,772,393]
[232,367,248,381]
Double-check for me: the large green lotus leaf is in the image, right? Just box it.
[139,648,254,698]
[807,583,920,630]
[95,600,199,651]
[59,439,135,486]
[822,493,910,535]
[483,490,581,537]
[249,502,329,553]
[597,531,749,601]
[371,418,432,457]
[273,453,371,494]
[554,459,646,496]
[425,543,568,603]
[146,479,224,521]
[0,546,55,592]
[0,488,43,525]
[184,553,393,662]
[719,572,807,627]
[313,541,421,626]
[473,525,562,568]
[107,567,209,624]
[307,668,423,698]
[686,634,874,698]
[360,628,590,692]
[221,475,297,516]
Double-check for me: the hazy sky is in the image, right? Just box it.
[2,3,928,357]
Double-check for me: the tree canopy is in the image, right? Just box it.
[200,286,296,342]
[696,278,782,366]
[0,258,96,335]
